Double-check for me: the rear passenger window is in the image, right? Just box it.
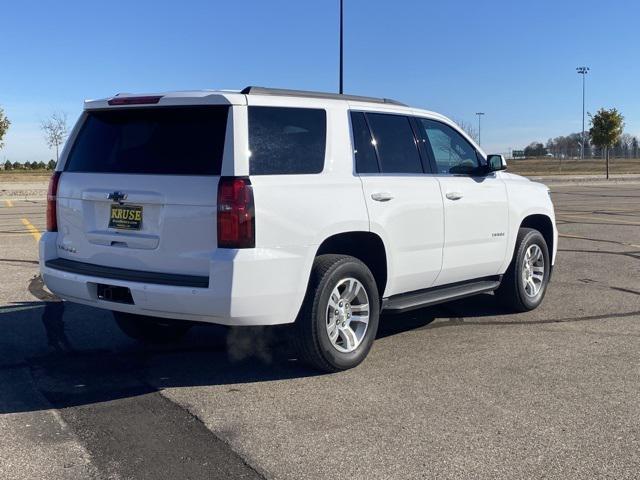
[365,113,423,174]
[248,107,326,175]
[350,112,379,173]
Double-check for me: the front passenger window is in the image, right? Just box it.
[421,119,480,175]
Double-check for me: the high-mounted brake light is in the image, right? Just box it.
[107,95,163,106]
[217,177,255,248]
[46,171,61,232]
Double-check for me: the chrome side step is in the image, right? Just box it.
[382,277,502,314]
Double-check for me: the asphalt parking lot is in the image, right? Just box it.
[1,183,639,480]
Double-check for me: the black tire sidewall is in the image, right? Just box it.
[312,260,380,370]
[514,230,550,309]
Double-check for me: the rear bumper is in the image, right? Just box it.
[39,232,313,326]
[45,258,209,288]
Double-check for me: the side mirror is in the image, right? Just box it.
[486,154,507,172]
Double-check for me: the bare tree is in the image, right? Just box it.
[41,112,68,162]
[617,133,635,158]
[453,119,479,143]
[0,106,10,151]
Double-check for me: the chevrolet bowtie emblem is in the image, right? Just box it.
[107,191,128,203]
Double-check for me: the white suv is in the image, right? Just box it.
[40,87,557,372]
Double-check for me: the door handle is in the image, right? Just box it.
[371,192,394,202]
[445,191,463,200]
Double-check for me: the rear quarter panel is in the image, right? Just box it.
[240,98,371,319]
[240,97,369,249]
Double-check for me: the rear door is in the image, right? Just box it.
[417,118,509,286]
[352,111,444,297]
[56,105,230,276]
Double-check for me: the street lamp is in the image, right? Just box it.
[576,66,590,159]
[476,112,485,145]
[339,0,344,94]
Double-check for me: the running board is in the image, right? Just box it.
[382,277,502,314]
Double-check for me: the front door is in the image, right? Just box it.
[418,118,508,286]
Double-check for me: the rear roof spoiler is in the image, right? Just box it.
[241,86,407,106]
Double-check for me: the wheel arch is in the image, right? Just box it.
[520,214,554,257]
[315,231,389,299]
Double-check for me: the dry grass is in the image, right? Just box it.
[0,170,54,183]
[508,158,640,176]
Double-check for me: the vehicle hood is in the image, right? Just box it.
[498,172,550,193]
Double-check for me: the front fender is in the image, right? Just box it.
[501,179,557,272]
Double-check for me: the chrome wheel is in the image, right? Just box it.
[325,277,370,353]
[522,244,545,297]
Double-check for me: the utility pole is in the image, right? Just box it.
[339,0,344,94]
[576,66,589,159]
[476,112,485,146]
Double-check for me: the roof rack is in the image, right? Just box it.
[240,86,407,106]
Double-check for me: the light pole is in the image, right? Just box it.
[576,66,589,159]
[476,112,485,145]
[339,0,344,94]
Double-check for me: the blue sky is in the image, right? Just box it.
[1,0,638,162]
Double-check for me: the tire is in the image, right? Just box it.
[113,311,192,344]
[293,254,380,373]
[496,227,550,312]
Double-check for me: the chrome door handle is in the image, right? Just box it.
[371,192,394,202]
[445,191,463,200]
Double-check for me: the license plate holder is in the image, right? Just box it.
[108,204,143,230]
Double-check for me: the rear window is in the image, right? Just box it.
[65,106,229,175]
[248,106,326,175]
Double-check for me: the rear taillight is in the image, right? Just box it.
[46,171,61,232]
[217,177,255,248]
